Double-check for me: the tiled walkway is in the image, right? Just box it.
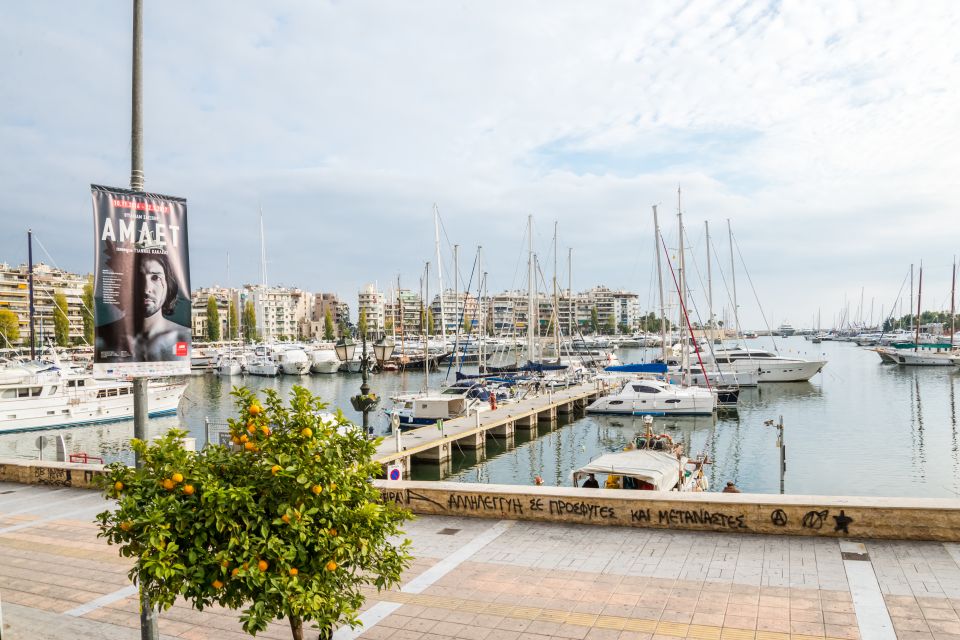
[3,483,960,639]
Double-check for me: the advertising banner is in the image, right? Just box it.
[92,184,191,377]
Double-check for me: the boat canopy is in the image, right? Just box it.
[571,450,680,491]
[603,363,668,373]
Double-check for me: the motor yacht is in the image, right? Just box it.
[0,360,185,433]
[585,378,716,416]
[309,349,341,374]
[707,348,826,382]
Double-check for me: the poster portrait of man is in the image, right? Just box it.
[92,185,192,377]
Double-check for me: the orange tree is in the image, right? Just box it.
[96,386,412,640]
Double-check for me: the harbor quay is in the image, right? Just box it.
[373,381,604,476]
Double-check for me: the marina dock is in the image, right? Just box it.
[374,381,608,476]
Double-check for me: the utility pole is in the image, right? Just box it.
[130,2,158,638]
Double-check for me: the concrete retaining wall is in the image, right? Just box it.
[375,480,960,542]
[0,458,106,489]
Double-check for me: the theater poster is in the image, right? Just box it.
[92,184,192,377]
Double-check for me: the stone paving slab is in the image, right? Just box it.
[3,484,960,639]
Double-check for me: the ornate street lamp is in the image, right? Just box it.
[373,337,396,366]
[335,333,387,436]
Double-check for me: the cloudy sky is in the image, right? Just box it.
[3,1,959,329]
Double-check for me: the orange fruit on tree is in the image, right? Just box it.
[240,434,249,443]
[247,424,256,434]
[301,427,313,438]
[221,559,229,568]
[120,521,132,532]
[271,465,281,475]
[182,484,195,496]
[325,560,338,571]
[231,436,241,445]
[258,560,269,572]
[212,579,224,590]
[289,568,299,576]
[244,441,256,451]
[329,528,337,537]
[162,478,175,491]
[171,472,184,484]
[281,514,291,524]
[249,404,262,416]
[261,425,270,436]
[311,484,322,495]
[231,567,240,576]
[114,481,124,492]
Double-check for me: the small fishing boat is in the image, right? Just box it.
[571,424,709,492]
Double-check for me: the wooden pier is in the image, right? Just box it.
[374,380,610,477]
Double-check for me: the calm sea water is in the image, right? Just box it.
[2,337,958,498]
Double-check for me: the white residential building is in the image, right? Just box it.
[357,284,385,339]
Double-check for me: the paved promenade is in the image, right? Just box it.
[3,483,960,639]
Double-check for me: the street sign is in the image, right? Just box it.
[387,462,403,481]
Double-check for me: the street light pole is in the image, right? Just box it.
[360,331,370,435]
[129,1,157,638]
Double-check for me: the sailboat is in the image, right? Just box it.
[887,263,960,366]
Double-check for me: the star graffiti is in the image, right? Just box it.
[833,510,853,534]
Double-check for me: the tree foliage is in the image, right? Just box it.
[0,309,20,346]
[228,300,239,341]
[82,277,94,345]
[590,307,599,334]
[97,387,412,639]
[53,291,70,346]
[358,309,367,337]
[207,297,221,342]
[243,300,258,342]
[324,311,335,341]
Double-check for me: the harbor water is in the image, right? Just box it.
[2,337,959,498]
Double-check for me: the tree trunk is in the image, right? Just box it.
[289,615,303,640]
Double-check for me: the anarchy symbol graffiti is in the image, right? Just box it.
[770,509,788,527]
[801,509,829,530]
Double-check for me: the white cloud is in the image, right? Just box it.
[2,0,960,328]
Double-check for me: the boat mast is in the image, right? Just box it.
[952,257,956,349]
[652,205,668,362]
[478,246,485,370]
[28,229,36,359]
[705,220,713,339]
[553,221,560,363]
[527,214,535,364]
[568,247,574,356]
[433,204,447,346]
[259,207,270,342]
[728,219,741,344]
[453,243,460,369]
[678,188,689,376]
[914,263,922,352]
[910,264,914,332]
[424,261,430,389]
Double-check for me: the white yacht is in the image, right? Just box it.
[707,348,826,382]
[245,354,280,376]
[275,346,311,375]
[309,349,341,374]
[0,361,186,434]
[585,378,716,416]
[777,323,796,337]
